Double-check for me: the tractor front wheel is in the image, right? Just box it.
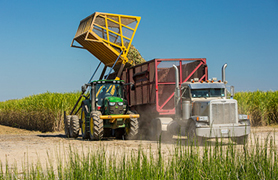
[89,111,104,140]
[125,111,139,140]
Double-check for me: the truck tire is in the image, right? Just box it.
[64,115,71,138]
[232,135,249,145]
[125,111,139,140]
[81,106,90,139]
[187,120,204,146]
[89,111,104,140]
[70,115,80,138]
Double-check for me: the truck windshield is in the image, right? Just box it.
[191,88,225,98]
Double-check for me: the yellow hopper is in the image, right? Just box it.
[71,12,141,68]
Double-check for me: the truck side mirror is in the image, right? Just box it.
[230,86,234,99]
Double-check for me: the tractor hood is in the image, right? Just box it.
[105,96,123,102]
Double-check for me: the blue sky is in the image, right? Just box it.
[0,0,277,101]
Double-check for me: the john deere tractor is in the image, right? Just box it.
[65,79,139,140]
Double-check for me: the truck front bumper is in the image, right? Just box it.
[196,125,250,138]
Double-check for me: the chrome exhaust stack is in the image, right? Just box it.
[222,63,228,84]
[173,65,181,119]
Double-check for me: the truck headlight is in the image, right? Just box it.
[118,102,123,106]
[239,114,249,120]
[109,102,116,106]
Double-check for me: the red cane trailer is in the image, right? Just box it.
[120,58,208,138]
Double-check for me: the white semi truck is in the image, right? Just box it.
[170,63,250,144]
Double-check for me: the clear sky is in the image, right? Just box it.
[0,0,277,101]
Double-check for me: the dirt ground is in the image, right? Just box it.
[0,125,277,172]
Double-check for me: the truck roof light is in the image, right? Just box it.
[218,80,221,82]
[194,78,199,82]
[201,80,204,83]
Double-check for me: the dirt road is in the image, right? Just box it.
[0,125,277,172]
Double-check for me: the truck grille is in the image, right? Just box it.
[211,102,236,124]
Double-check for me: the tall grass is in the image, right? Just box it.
[0,91,82,132]
[234,90,278,126]
[0,90,277,132]
[1,136,278,179]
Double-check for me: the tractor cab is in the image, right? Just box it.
[92,80,126,114]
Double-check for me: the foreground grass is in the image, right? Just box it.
[1,136,277,180]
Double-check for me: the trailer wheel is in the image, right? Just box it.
[125,111,139,140]
[70,115,80,138]
[187,120,204,146]
[89,111,104,140]
[232,135,249,145]
[150,119,162,141]
[81,106,90,139]
[64,115,71,138]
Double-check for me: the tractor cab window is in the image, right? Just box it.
[191,88,225,98]
[95,82,123,105]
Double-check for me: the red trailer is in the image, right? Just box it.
[119,58,208,138]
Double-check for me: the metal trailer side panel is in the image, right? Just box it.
[124,58,207,116]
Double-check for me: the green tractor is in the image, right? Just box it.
[65,79,139,140]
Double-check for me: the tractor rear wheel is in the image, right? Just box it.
[89,111,104,140]
[70,115,80,138]
[81,106,90,139]
[64,115,71,138]
[125,111,139,140]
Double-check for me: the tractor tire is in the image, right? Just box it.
[81,106,90,139]
[70,115,80,138]
[64,115,71,138]
[187,120,204,146]
[125,111,139,140]
[89,111,104,140]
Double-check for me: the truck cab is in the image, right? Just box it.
[181,78,250,144]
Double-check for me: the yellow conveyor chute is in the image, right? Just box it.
[71,12,141,69]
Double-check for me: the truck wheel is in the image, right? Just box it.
[232,135,249,145]
[70,115,80,138]
[187,120,204,146]
[89,111,104,140]
[125,111,139,140]
[81,106,90,139]
[64,115,71,138]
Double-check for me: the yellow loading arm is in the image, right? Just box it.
[71,12,141,79]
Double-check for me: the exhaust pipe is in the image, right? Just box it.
[222,63,228,83]
[173,65,181,119]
